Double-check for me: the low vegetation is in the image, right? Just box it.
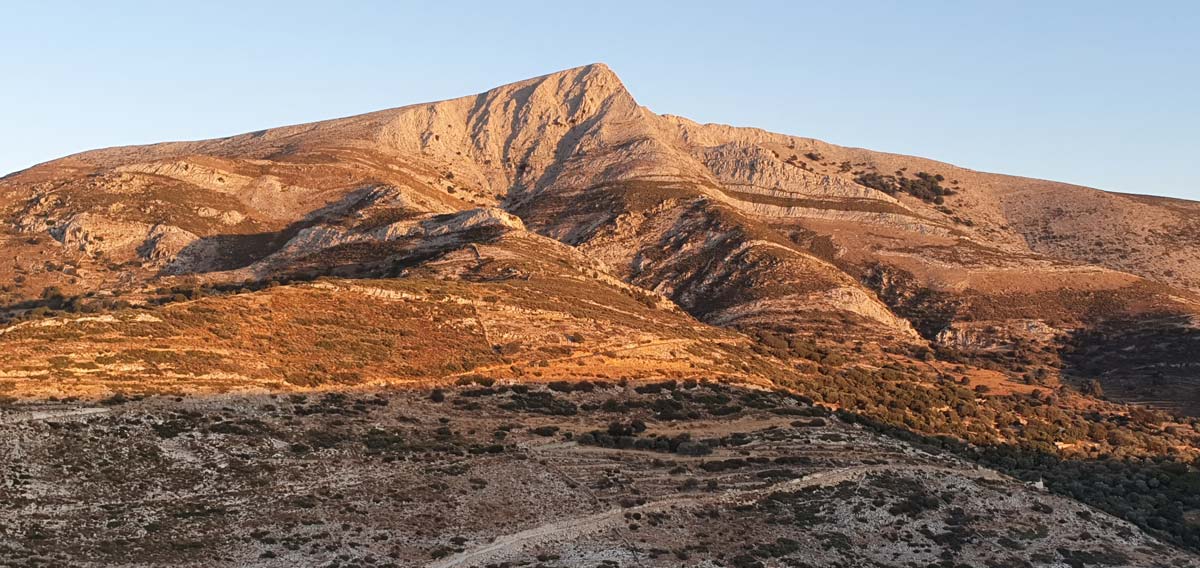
[854,170,955,204]
[2,383,1187,566]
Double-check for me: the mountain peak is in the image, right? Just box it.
[482,62,635,110]
[535,62,620,84]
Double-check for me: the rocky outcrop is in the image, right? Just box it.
[42,213,208,271]
[706,286,919,339]
[935,320,1066,351]
[138,224,200,265]
[260,207,525,269]
[701,142,894,201]
[51,213,152,257]
[115,160,255,193]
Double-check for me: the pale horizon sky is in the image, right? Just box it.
[2,1,1197,200]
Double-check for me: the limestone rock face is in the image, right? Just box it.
[935,320,1066,351]
[138,224,200,265]
[423,207,525,236]
[52,213,152,257]
[700,142,896,202]
[256,207,526,273]
[116,160,255,194]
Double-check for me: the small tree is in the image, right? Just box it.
[1081,379,1105,399]
[40,286,66,309]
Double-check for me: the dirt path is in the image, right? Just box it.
[424,463,1008,568]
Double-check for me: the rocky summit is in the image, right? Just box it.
[2,64,1200,567]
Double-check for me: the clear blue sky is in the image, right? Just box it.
[2,1,1197,200]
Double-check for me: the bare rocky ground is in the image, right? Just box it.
[2,381,1194,568]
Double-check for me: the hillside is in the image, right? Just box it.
[5,385,1194,567]
[4,64,1198,412]
[3,63,1200,563]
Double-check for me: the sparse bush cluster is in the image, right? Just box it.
[1,273,348,325]
[576,426,715,455]
[832,407,1200,550]
[754,330,847,367]
[854,170,955,204]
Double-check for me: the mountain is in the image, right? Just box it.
[3,64,1200,564]
[5,63,1199,411]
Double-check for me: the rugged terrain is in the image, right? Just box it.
[2,63,1200,565]
[4,383,1196,568]
[3,63,1198,410]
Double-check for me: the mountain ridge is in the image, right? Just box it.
[3,64,1199,407]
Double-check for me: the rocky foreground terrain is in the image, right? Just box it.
[2,64,1200,565]
[3,383,1195,568]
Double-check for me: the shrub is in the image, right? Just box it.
[757,332,789,351]
[854,170,952,204]
[1081,379,1105,398]
[500,392,578,416]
